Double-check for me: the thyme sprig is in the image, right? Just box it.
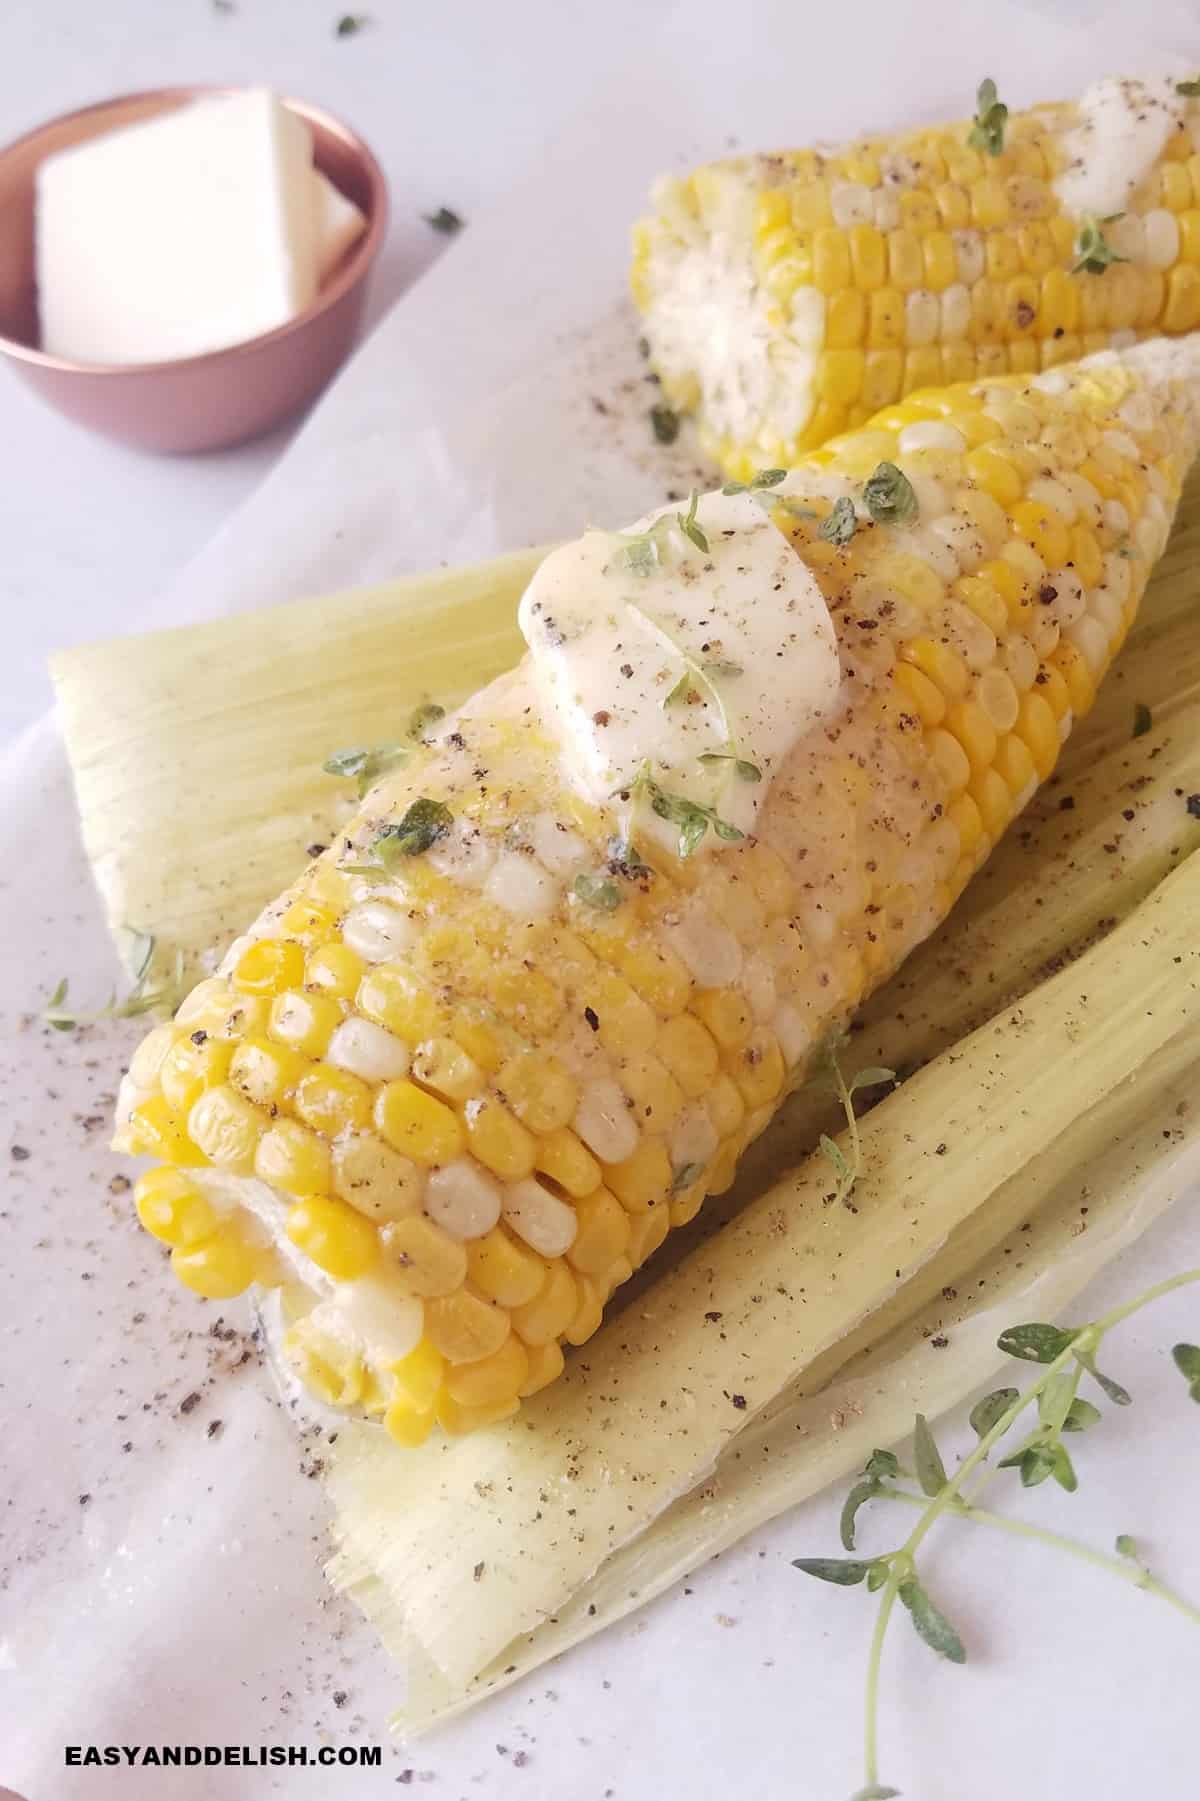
[793,1268,1200,1798]
[44,930,185,1032]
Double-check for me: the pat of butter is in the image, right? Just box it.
[36,89,363,365]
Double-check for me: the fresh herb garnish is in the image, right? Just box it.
[573,873,622,912]
[676,489,709,554]
[1133,702,1153,739]
[698,749,762,782]
[650,404,680,445]
[623,768,744,859]
[43,931,185,1032]
[423,206,463,234]
[792,1267,1200,1799]
[1072,214,1129,276]
[721,468,788,496]
[407,702,446,740]
[335,11,370,35]
[817,1051,897,1207]
[1176,78,1200,96]
[967,77,1008,156]
[368,797,453,864]
[323,742,411,797]
[819,495,858,546]
[863,462,918,526]
[669,1160,703,1194]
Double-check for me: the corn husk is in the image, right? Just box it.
[52,476,1200,1732]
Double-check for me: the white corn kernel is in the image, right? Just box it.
[330,1278,424,1362]
[1005,634,1039,691]
[484,850,558,919]
[528,812,589,876]
[502,1177,577,1256]
[771,1001,811,1068]
[328,1017,411,1082]
[790,287,826,349]
[977,668,1020,732]
[573,1076,639,1163]
[1068,615,1111,672]
[670,1104,719,1169]
[1027,477,1077,524]
[903,290,940,347]
[952,229,984,285]
[1143,208,1179,268]
[343,901,416,963]
[939,283,970,340]
[830,181,875,227]
[425,1161,502,1241]
[898,420,965,454]
[1043,567,1085,626]
[662,902,743,986]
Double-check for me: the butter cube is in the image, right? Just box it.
[36,89,326,364]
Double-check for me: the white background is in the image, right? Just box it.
[1,4,1198,1800]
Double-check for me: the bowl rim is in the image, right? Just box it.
[0,83,389,376]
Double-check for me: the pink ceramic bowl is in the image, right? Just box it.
[0,86,388,453]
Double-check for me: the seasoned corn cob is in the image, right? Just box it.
[632,76,1200,480]
[116,335,1200,1443]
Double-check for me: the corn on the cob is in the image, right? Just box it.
[632,76,1200,480]
[115,334,1200,1443]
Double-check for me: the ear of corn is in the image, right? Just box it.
[113,336,1200,1443]
[632,80,1200,479]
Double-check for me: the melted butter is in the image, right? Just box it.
[517,489,839,845]
[1055,76,1184,220]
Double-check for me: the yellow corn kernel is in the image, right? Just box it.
[626,1204,670,1270]
[135,1167,220,1248]
[970,768,1012,839]
[375,1079,463,1165]
[286,1195,377,1279]
[255,1117,332,1195]
[232,937,305,996]
[436,1392,519,1436]
[1160,160,1192,209]
[825,288,866,349]
[886,229,923,291]
[755,189,791,234]
[510,1258,577,1345]
[1039,268,1079,336]
[486,962,563,1036]
[391,1339,444,1409]
[875,549,944,612]
[1164,264,1200,332]
[618,1052,685,1133]
[954,573,1007,638]
[617,936,692,1014]
[707,1072,746,1137]
[812,227,851,293]
[228,1033,306,1107]
[706,1133,744,1196]
[357,964,445,1043]
[900,636,971,699]
[944,700,999,779]
[122,1093,205,1166]
[331,1128,422,1221]
[1011,497,1071,566]
[1179,209,1200,262]
[467,1227,547,1308]
[804,397,849,445]
[1036,665,1071,722]
[304,942,365,1001]
[451,1012,511,1075]
[994,731,1037,797]
[384,1396,437,1447]
[740,842,792,917]
[381,1214,467,1296]
[171,1229,260,1300]
[817,349,865,405]
[948,792,985,860]
[1053,639,1098,715]
[409,1036,483,1104]
[497,1052,578,1133]
[942,344,976,384]
[187,1084,263,1171]
[1069,524,1104,588]
[728,1030,785,1110]
[863,349,904,412]
[669,1179,706,1229]
[446,1332,529,1407]
[422,1286,509,1365]
[293,1065,371,1136]
[971,179,1009,228]
[128,1020,175,1088]
[693,988,753,1050]
[905,346,945,392]
[589,969,658,1053]
[464,1095,536,1180]
[605,1136,672,1213]
[1016,220,1057,275]
[158,1034,234,1114]
[866,286,905,349]
[535,1126,602,1198]
[268,989,341,1059]
[519,1338,565,1396]
[286,1323,365,1406]
[1016,690,1060,779]
[898,188,938,234]
[917,230,954,292]
[564,1273,605,1346]
[893,660,946,726]
[656,1013,720,1098]
[930,179,967,227]
[842,222,882,290]
[927,728,972,794]
[566,1186,632,1275]
[278,899,336,948]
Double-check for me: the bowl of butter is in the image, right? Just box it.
[0,85,387,452]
